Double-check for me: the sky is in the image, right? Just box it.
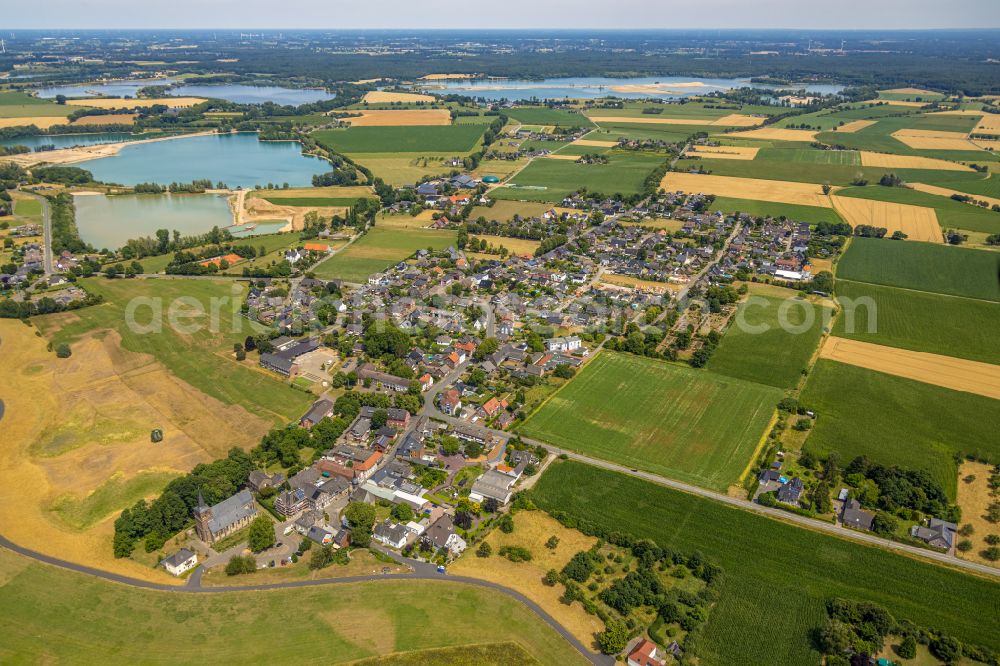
[4,0,1000,30]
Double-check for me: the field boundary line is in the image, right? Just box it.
[835,278,1000,305]
[736,408,779,488]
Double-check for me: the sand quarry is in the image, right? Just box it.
[0,320,272,583]
[236,189,351,232]
[662,172,834,207]
[340,109,452,127]
[830,196,942,243]
[819,337,1000,400]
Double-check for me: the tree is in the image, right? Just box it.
[344,501,376,547]
[309,545,336,570]
[225,554,256,576]
[545,536,560,550]
[497,513,514,533]
[871,512,898,536]
[929,635,962,663]
[391,502,413,523]
[55,343,72,358]
[896,635,917,660]
[476,542,492,558]
[371,408,388,429]
[597,620,630,654]
[247,515,275,552]
[817,618,854,654]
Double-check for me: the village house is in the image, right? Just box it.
[422,515,468,556]
[627,639,668,666]
[840,498,875,532]
[356,363,412,393]
[161,549,198,577]
[910,518,958,550]
[300,398,335,428]
[373,520,410,549]
[469,468,518,505]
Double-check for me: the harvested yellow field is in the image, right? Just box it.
[361,90,435,104]
[661,172,834,207]
[835,120,876,133]
[687,145,759,160]
[420,74,473,80]
[70,113,136,126]
[0,116,69,129]
[955,461,1000,569]
[819,337,1000,400]
[727,127,817,142]
[909,182,1000,209]
[66,97,205,109]
[601,274,679,293]
[711,113,765,127]
[450,511,604,646]
[883,101,933,108]
[471,235,541,258]
[831,196,941,243]
[973,114,1000,135]
[342,109,452,127]
[545,154,582,161]
[572,139,619,148]
[858,151,973,172]
[0,321,270,584]
[892,129,980,151]
[882,87,941,96]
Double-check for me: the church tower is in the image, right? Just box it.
[193,490,213,543]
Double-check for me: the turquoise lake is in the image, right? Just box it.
[169,84,334,105]
[73,193,234,250]
[75,132,327,188]
[35,78,180,99]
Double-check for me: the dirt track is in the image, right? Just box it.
[819,337,1000,400]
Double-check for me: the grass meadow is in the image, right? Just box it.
[491,152,664,202]
[313,125,485,154]
[312,226,456,283]
[519,352,781,490]
[834,280,1000,365]
[505,107,595,127]
[800,359,1000,497]
[34,278,311,422]
[707,295,831,389]
[836,237,1000,301]
[0,549,585,665]
[707,196,845,224]
[531,461,1000,666]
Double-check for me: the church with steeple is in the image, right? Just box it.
[193,489,258,544]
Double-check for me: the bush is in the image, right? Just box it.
[225,554,256,576]
[545,535,560,550]
[55,343,72,358]
[929,634,962,663]
[497,513,514,533]
[476,542,492,558]
[247,515,275,552]
[498,545,532,562]
[597,620,630,654]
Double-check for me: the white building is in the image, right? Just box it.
[161,549,198,577]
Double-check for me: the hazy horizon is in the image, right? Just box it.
[4,0,1000,31]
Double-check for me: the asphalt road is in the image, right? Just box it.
[20,191,53,275]
[0,533,608,665]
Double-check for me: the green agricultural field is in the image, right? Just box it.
[532,461,1000,666]
[708,196,845,225]
[834,280,1000,365]
[313,125,486,154]
[584,124,696,143]
[690,155,986,187]
[312,226,456,283]
[756,147,862,166]
[353,644,539,666]
[33,278,312,423]
[13,197,42,219]
[469,199,552,222]
[837,237,1000,301]
[836,185,1000,235]
[0,550,585,665]
[814,115,998,163]
[491,152,664,203]
[923,173,1000,199]
[800,359,1000,496]
[506,107,595,128]
[519,352,782,490]
[707,295,831,389]
[126,232,299,275]
[0,92,53,106]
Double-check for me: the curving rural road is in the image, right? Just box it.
[0,533,610,665]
